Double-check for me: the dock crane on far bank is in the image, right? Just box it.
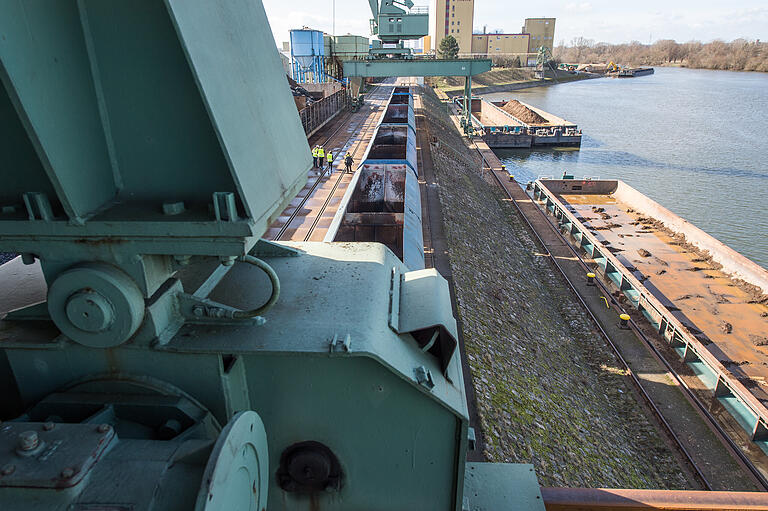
[535,46,559,82]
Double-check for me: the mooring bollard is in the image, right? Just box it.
[619,313,630,329]
[586,272,596,286]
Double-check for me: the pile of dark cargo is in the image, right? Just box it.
[286,75,316,106]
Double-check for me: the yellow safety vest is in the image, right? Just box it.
[312,148,318,157]
[327,152,333,162]
[318,148,325,158]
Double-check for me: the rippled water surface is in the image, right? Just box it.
[486,68,768,268]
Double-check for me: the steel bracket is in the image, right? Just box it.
[178,293,265,326]
[413,365,434,390]
[329,333,352,354]
[388,268,459,375]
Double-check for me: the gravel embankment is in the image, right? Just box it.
[421,88,690,489]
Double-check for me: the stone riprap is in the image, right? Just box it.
[420,88,690,489]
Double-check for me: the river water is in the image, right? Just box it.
[486,68,768,269]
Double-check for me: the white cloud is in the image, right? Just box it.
[564,2,593,12]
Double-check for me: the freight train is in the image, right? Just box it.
[329,86,425,270]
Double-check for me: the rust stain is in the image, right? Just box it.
[561,193,768,401]
[104,348,120,374]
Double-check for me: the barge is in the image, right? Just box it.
[532,178,768,454]
[618,67,655,77]
[462,97,582,148]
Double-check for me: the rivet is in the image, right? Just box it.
[1,464,15,476]
[61,467,75,479]
[43,422,55,431]
[18,431,39,451]
[97,424,111,433]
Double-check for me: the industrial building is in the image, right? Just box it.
[522,17,556,52]
[430,0,475,54]
[471,32,530,56]
[287,28,370,84]
[470,18,556,63]
[429,5,556,66]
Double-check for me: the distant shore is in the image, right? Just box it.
[435,71,600,97]
[554,39,767,73]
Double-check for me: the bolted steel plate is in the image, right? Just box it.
[0,422,115,488]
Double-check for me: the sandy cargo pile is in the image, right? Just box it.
[501,100,548,124]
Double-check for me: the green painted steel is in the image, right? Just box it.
[0,0,311,339]
[343,57,492,77]
[0,0,309,250]
[2,243,469,510]
[331,35,370,59]
[0,0,544,508]
[368,0,428,43]
[464,463,546,510]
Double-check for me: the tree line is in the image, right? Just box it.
[554,38,767,72]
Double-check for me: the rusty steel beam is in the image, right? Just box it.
[541,487,768,511]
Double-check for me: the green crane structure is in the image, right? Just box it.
[367,0,429,58]
[346,0,491,133]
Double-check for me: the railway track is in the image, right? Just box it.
[484,163,768,491]
[274,83,392,242]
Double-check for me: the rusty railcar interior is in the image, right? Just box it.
[333,87,425,270]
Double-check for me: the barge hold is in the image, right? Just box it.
[532,178,768,456]
[463,97,582,148]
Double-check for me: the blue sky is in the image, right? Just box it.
[263,0,768,46]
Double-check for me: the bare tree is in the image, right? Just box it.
[553,38,767,72]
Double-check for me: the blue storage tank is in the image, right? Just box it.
[290,29,326,83]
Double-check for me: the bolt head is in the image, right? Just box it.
[1,464,15,476]
[18,430,39,451]
[60,467,75,479]
[97,424,111,433]
[43,422,55,431]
